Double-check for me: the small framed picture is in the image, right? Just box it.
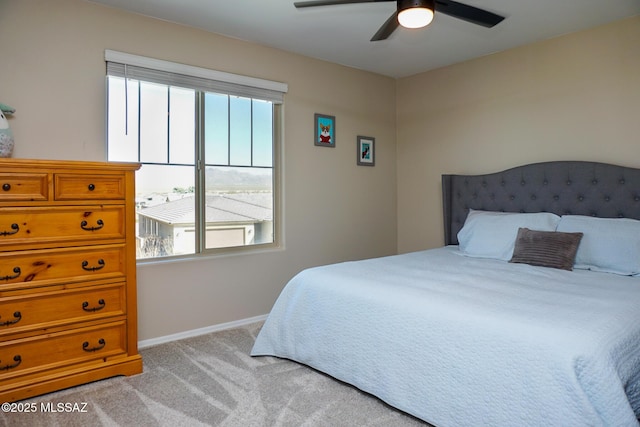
[357,136,375,166]
[314,113,335,147]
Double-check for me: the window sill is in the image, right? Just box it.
[136,242,285,266]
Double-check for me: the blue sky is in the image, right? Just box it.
[107,76,273,194]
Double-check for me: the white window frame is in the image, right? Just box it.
[105,50,287,261]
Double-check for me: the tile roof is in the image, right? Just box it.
[137,193,272,225]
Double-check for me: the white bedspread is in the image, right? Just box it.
[251,247,640,427]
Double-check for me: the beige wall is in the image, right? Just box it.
[0,0,397,340]
[397,16,640,253]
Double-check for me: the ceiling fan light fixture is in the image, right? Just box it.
[397,0,435,29]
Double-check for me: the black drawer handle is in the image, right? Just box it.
[0,311,22,327]
[1,183,10,191]
[80,219,104,231]
[82,338,106,352]
[1,267,21,281]
[88,183,95,191]
[82,299,106,312]
[0,355,22,371]
[81,259,105,272]
[0,223,19,236]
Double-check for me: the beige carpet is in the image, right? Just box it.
[1,322,431,426]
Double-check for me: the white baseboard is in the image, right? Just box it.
[138,314,269,349]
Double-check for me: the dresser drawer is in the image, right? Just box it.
[0,245,126,290]
[0,173,48,202]
[0,206,125,249]
[0,321,127,380]
[0,283,125,337]
[54,174,126,200]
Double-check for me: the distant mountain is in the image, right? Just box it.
[205,167,272,191]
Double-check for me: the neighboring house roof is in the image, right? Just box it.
[137,193,272,225]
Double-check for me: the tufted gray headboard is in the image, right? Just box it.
[442,161,640,246]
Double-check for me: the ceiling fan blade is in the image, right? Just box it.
[370,11,399,41]
[435,0,504,27]
[294,0,392,8]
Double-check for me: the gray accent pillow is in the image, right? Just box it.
[509,228,583,271]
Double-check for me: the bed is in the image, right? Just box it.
[251,161,640,427]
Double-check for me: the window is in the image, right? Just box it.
[105,51,287,260]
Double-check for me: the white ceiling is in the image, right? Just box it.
[89,0,640,78]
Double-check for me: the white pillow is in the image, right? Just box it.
[556,215,640,275]
[457,210,561,261]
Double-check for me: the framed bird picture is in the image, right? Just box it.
[357,135,375,166]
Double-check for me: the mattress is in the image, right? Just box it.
[252,246,640,427]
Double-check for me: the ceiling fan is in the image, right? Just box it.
[294,0,505,41]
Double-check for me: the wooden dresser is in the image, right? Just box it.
[0,158,142,402]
